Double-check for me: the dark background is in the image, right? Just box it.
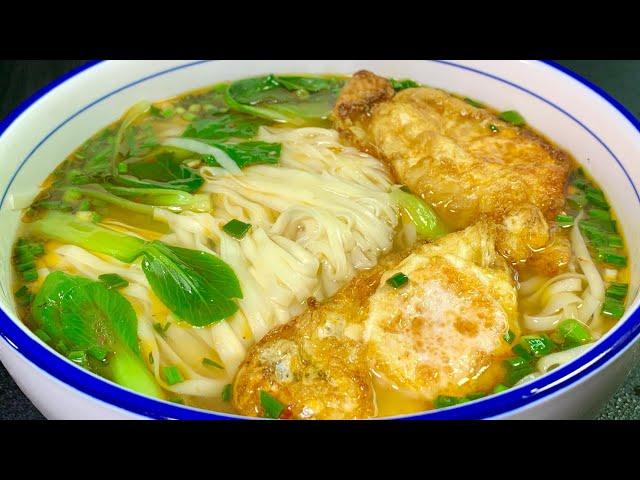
[0,60,638,420]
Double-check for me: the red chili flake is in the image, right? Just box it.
[279,405,293,419]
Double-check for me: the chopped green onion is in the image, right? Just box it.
[16,261,36,272]
[56,340,69,355]
[35,329,51,343]
[182,113,197,121]
[607,234,624,248]
[22,269,39,282]
[511,344,534,362]
[602,297,625,319]
[88,345,110,362]
[221,384,232,402]
[597,248,627,267]
[572,178,588,190]
[67,350,87,364]
[605,283,628,300]
[117,163,129,174]
[464,97,484,108]
[17,293,34,306]
[489,124,500,133]
[260,390,285,419]
[467,392,486,400]
[223,219,252,239]
[91,212,103,223]
[588,208,611,221]
[169,397,184,405]
[499,110,525,126]
[519,334,555,358]
[149,105,162,117]
[163,366,184,385]
[503,330,515,344]
[504,356,530,370]
[78,199,91,211]
[386,272,409,289]
[161,108,174,118]
[434,395,465,409]
[492,384,508,394]
[98,273,129,289]
[585,187,610,209]
[389,78,420,90]
[557,319,591,347]
[15,285,30,298]
[556,214,574,227]
[202,357,224,369]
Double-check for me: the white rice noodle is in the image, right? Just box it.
[537,343,593,373]
[523,312,564,331]
[42,127,399,400]
[147,127,399,394]
[571,211,605,310]
[519,211,606,331]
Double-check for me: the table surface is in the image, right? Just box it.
[0,60,638,420]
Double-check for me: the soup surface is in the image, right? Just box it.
[11,71,630,418]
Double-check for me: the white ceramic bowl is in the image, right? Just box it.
[1,60,639,420]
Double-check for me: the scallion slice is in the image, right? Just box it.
[202,357,224,369]
[605,283,628,300]
[260,390,285,419]
[222,219,252,239]
[163,366,184,385]
[386,272,409,289]
[222,384,232,402]
[499,110,525,126]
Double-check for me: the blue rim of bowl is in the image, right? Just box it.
[0,60,638,419]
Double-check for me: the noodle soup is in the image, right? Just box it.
[10,72,630,418]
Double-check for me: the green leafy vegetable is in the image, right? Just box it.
[260,390,285,419]
[115,152,204,193]
[141,241,242,327]
[390,188,449,240]
[32,271,162,398]
[30,211,147,262]
[103,185,211,212]
[225,74,345,125]
[98,273,129,289]
[182,113,266,141]
[30,212,243,327]
[201,141,281,169]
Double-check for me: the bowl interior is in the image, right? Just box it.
[1,60,639,418]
